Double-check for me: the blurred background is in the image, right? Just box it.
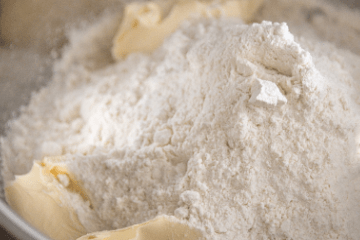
[0,0,360,239]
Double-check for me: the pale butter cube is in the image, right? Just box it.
[249,78,287,107]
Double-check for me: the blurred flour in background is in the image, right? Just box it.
[1,0,360,239]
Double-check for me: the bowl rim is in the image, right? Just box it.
[0,199,50,240]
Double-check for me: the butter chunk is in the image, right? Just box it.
[112,0,264,59]
[77,216,203,240]
[249,78,287,107]
[5,156,88,240]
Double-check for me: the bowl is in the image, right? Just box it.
[0,0,360,239]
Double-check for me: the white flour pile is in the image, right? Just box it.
[1,0,360,239]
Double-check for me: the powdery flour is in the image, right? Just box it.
[1,0,360,239]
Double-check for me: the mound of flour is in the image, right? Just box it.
[2,3,360,240]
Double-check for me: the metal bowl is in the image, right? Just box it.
[0,0,359,239]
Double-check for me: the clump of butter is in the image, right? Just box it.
[112,0,264,59]
[5,156,88,240]
[77,216,203,240]
[5,155,204,240]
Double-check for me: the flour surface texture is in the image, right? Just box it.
[2,1,360,240]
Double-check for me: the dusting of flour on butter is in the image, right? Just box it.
[1,2,360,240]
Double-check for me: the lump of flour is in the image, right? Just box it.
[2,15,360,240]
[249,78,287,107]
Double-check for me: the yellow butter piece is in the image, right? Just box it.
[112,0,264,59]
[5,156,88,240]
[77,216,203,240]
[6,156,203,240]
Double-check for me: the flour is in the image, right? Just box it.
[1,0,360,240]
